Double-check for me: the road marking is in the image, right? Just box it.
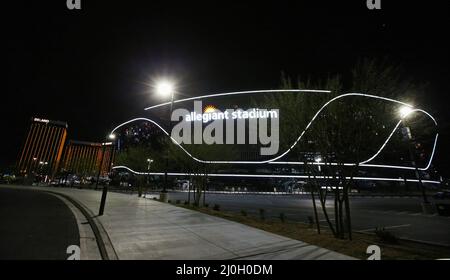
[384,224,411,229]
[358,224,411,232]
[410,212,422,216]
[319,219,335,222]
[369,210,397,214]
[395,211,411,215]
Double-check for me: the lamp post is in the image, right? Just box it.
[311,155,322,234]
[155,79,175,202]
[314,156,322,172]
[147,158,154,171]
[98,134,116,216]
[146,158,153,188]
[399,106,433,214]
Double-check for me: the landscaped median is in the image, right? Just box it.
[165,200,450,260]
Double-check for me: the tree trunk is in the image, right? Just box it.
[334,188,340,238]
[317,185,336,236]
[344,181,353,240]
[187,175,191,204]
[311,188,321,234]
[338,195,344,239]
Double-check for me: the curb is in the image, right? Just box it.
[43,190,119,260]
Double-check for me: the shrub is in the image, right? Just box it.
[259,208,266,220]
[152,197,157,200]
[204,203,209,208]
[213,204,221,211]
[375,227,399,244]
[240,209,247,216]
[168,200,172,203]
[184,201,189,205]
[307,216,314,225]
[176,200,181,204]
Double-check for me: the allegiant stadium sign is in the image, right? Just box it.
[184,106,279,123]
[172,101,280,155]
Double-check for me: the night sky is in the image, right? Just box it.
[2,1,449,174]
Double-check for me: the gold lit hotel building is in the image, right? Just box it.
[17,118,68,178]
[61,140,114,177]
[17,117,114,180]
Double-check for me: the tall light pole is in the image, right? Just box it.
[311,155,322,234]
[399,106,433,214]
[147,158,153,187]
[155,79,175,202]
[147,158,154,171]
[98,134,116,216]
[314,156,322,172]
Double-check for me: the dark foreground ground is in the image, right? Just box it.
[0,188,79,259]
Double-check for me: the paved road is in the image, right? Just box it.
[0,188,80,259]
[164,191,450,246]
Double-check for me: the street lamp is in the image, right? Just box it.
[155,79,175,202]
[98,134,116,216]
[147,158,154,171]
[146,158,154,192]
[155,80,175,98]
[399,106,414,119]
[314,156,322,172]
[398,106,432,213]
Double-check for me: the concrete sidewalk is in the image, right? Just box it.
[13,186,355,260]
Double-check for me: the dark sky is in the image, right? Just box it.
[2,1,449,173]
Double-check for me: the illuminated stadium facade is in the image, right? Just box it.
[110,90,442,191]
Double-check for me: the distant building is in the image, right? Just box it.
[17,117,68,179]
[61,140,114,177]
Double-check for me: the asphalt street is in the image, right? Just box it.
[164,191,450,246]
[0,187,80,259]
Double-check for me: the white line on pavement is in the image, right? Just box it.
[358,224,411,232]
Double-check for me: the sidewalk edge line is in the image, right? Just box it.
[44,190,119,260]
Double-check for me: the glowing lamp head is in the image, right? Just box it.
[399,106,414,118]
[108,134,116,140]
[155,80,175,97]
[314,156,322,163]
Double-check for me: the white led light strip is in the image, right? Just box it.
[111,91,438,170]
[112,165,441,185]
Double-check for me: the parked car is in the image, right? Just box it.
[176,180,191,190]
[50,179,60,186]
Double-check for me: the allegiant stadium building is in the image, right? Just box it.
[109,89,442,192]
